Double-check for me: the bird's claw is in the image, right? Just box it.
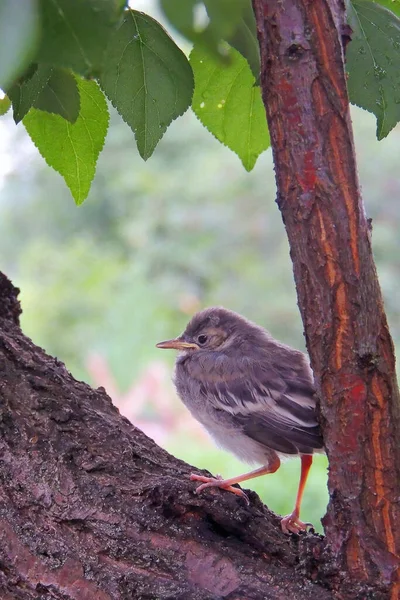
[190,473,250,504]
[190,473,223,483]
[280,512,313,535]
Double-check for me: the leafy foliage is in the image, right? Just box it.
[226,1,259,79]
[0,95,11,116]
[8,64,53,123]
[33,68,80,123]
[160,0,257,69]
[374,0,400,17]
[23,78,109,204]
[8,65,81,124]
[191,44,269,170]
[1,0,400,202]
[347,0,400,139]
[35,0,126,76]
[100,10,194,160]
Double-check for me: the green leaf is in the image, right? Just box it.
[347,1,400,139]
[8,65,80,124]
[161,0,247,41]
[100,10,194,160]
[373,0,400,17]
[227,3,259,79]
[160,0,260,76]
[36,0,126,76]
[8,64,53,123]
[23,78,109,204]
[159,0,199,41]
[0,94,11,116]
[204,0,249,39]
[34,69,80,123]
[190,44,269,171]
[0,0,39,89]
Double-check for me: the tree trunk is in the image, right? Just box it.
[252,1,400,598]
[0,272,336,599]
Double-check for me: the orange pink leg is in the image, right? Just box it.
[190,453,314,534]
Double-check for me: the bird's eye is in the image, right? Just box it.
[197,334,208,345]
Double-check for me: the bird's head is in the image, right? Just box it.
[156,307,261,354]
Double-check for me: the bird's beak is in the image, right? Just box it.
[156,337,199,350]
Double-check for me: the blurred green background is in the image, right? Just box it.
[1,74,399,532]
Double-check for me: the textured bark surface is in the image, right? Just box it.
[252,0,400,598]
[0,272,336,599]
[2,3,400,599]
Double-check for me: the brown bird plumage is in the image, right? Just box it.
[157,307,324,534]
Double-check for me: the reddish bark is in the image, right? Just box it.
[252,0,400,597]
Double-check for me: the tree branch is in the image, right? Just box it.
[0,273,335,599]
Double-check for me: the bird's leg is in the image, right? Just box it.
[190,456,281,504]
[280,454,314,534]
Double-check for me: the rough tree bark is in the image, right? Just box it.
[0,272,333,599]
[1,1,399,599]
[252,0,400,598]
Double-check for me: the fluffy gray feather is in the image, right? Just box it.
[160,307,324,467]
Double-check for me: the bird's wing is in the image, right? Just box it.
[198,356,323,455]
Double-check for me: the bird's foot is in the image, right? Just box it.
[280,512,313,535]
[190,473,249,504]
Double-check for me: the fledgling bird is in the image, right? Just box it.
[156,307,324,534]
